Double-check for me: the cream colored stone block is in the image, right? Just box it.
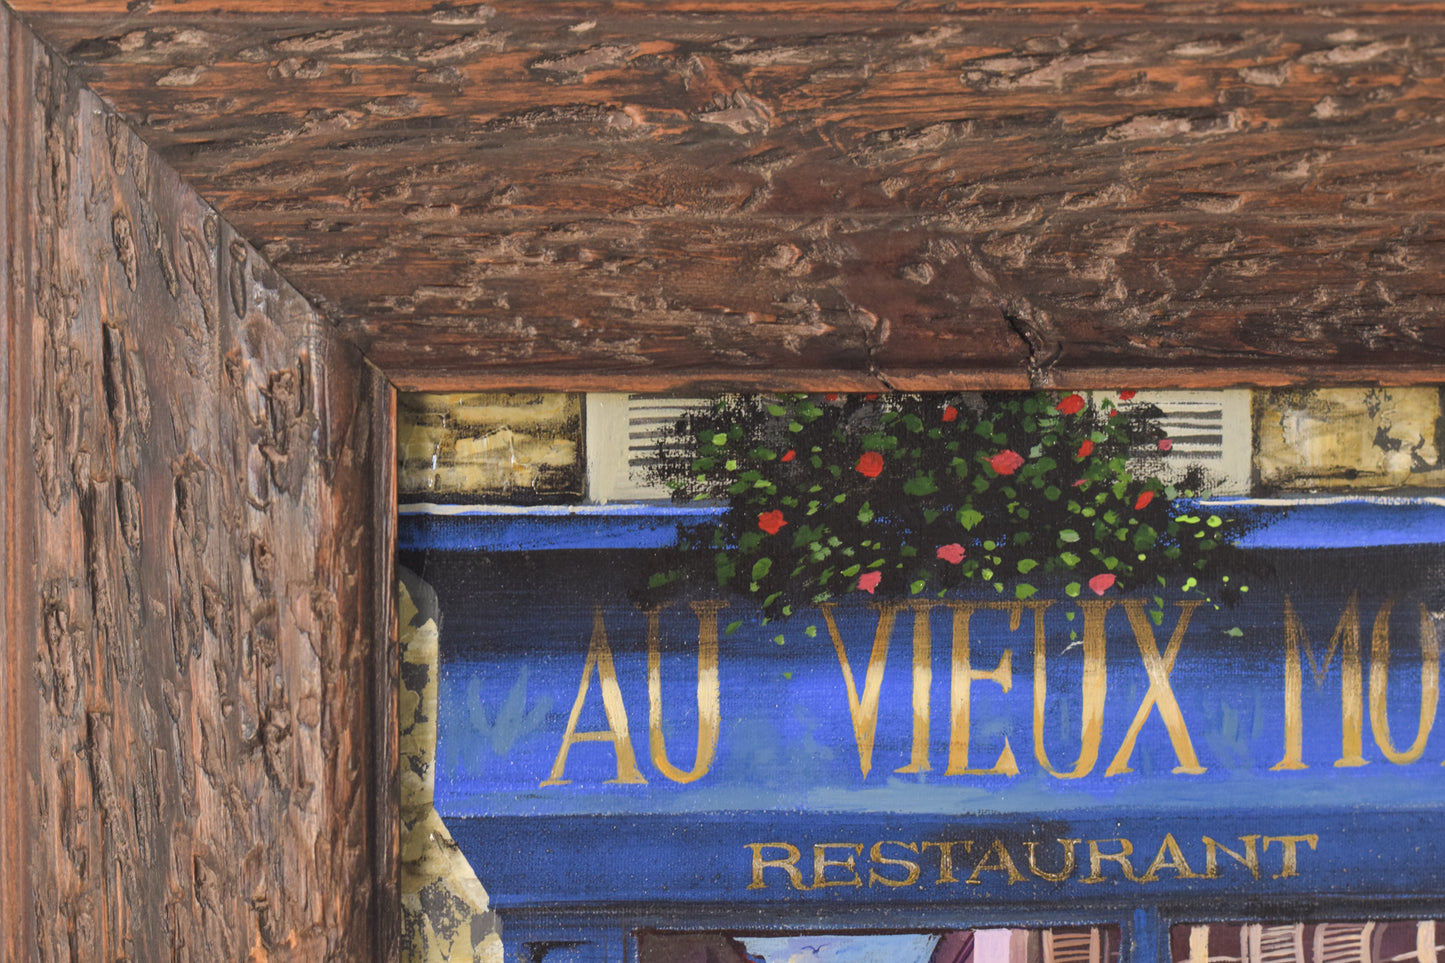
[1256,388,1445,490]
[398,392,583,499]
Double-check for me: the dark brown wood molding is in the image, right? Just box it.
[11,0,1445,389]
[5,2,1445,958]
[1,6,397,957]
[2,8,41,959]
[370,383,401,961]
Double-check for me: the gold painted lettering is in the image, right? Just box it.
[1369,598,1440,765]
[896,603,939,774]
[1263,834,1318,879]
[1274,596,1310,771]
[1338,595,1367,767]
[1140,833,1203,881]
[1035,601,1108,779]
[1203,835,1260,880]
[822,603,904,778]
[1274,593,1365,769]
[541,608,646,786]
[946,604,1019,776]
[1082,838,1144,883]
[1025,838,1080,882]
[1106,601,1206,776]
[647,602,724,784]
[869,841,922,887]
[967,839,1025,885]
[922,840,972,884]
[747,842,807,890]
[813,842,865,888]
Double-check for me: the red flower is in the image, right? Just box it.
[824,393,839,401]
[857,571,882,593]
[988,450,1025,475]
[1108,409,1119,418]
[781,449,796,462]
[758,510,787,534]
[1119,390,1137,400]
[1134,490,1155,511]
[864,393,879,400]
[1055,393,1086,415]
[1077,439,1094,458]
[1088,573,1116,596]
[1158,438,1173,452]
[936,543,966,564]
[856,451,885,478]
[942,405,958,422]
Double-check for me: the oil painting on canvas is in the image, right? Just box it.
[395,389,1445,963]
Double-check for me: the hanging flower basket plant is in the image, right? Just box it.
[647,392,1250,622]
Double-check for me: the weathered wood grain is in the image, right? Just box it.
[1,6,397,958]
[12,0,1445,388]
[2,9,40,960]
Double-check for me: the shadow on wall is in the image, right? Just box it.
[399,567,503,962]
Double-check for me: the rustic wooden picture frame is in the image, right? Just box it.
[5,2,1445,959]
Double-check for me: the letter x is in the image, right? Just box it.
[1106,601,1206,776]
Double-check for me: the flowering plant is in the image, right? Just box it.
[648,392,1246,621]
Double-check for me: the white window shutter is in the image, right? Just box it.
[586,394,710,502]
[1100,390,1253,496]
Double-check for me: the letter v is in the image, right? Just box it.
[821,603,903,778]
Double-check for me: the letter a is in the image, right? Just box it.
[541,608,647,786]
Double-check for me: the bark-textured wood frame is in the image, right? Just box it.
[3,2,1445,960]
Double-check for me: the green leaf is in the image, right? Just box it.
[1059,529,1080,543]
[857,502,874,523]
[1018,558,1038,574]
[725,620,743,636]
[711,433,729,446]
[957,508,984,530]
[752,557,773,580]
[1225,627,1244,638]
[1016,583,1037,600]
[903,475,939,496]
[1065,581,1082,598]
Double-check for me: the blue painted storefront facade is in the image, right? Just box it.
[400,502,1445,962]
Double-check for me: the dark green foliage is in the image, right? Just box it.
[647,393,1248,620]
